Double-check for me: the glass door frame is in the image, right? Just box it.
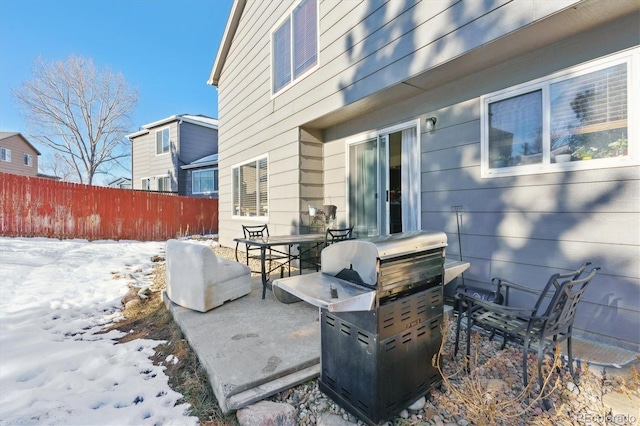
[345,119,421,237]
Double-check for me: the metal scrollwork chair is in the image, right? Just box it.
[235,224,270,272]
[453,283,505,357]
[455,263,599,390]
[310,227,355,270]
[324,226,355,247]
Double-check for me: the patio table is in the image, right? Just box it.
[233,233,326,299]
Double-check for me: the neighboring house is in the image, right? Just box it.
[107,176,132,189]
[0,132,40,177]
[180,153,219,198]
[126,114,218,195]
[209,1,640,350]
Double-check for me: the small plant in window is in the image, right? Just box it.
[572,146,597,160]
[607,138,628,157]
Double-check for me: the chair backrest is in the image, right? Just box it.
[537,267,599,338]
[242,224,269,239]
[324,226,354,246]
[532,262,592,315]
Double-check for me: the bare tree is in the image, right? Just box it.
[13,55,137,184]
[40,152,75,181]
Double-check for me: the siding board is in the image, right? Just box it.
[421,180,640,214]
[424,211,638,245]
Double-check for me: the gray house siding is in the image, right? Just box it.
[130,117,218,195]
[176,122,219,195]
[213,1,639,349]
[215,0,593,246]
[131,123,178,192]
[321,15,639,349]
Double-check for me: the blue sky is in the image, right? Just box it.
[0,0,234,182]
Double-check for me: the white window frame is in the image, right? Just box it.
[141,178,151,191]
[232,155,269,220]
[192,167,219,195]
[155,128,170,155]
[23,153,33,167]
[0,147,11,162]
[157,175,171,192]
[345,119,421,237]
[481,48,638,178]
[270,0,319,96]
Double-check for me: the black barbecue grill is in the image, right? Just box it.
[274,230,453,425]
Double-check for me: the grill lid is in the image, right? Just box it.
[321,230,447,286]
[360,230,447,260]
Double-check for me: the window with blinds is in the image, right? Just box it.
[193,168,218,195]
[233,157,268,218]
[272,0,318,94]
[481,49,636,178]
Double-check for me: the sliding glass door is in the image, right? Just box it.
[348,121,420,237]
[348,137,382,237]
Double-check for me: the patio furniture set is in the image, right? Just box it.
[165,224,599,424]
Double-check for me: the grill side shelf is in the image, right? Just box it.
[272,272,376,311]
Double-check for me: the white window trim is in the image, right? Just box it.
[155,127,171,156]
[231,154,269,220]
[0,147,11,162]
[344,118,422,235]
[156,175,171,192]
[24,153,33,167]
[481,48,638,178]
[270,0,319,98]
[192,167,219,195]
[141,177,151,191]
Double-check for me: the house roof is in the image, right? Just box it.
[181,153,219,170]
[208,0,246,87]
[126,114,219,139]
[108,176,132,186]
[0,132,42,155]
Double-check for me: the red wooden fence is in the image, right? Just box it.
[0,172,218,241]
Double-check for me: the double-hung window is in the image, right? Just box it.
[232,157,268,218]
[156,128,170,155]
[0,147,11,162]
[481,48,637,177]
[192,168,218,195]
[23,154,33,167]
[272,0,318,94]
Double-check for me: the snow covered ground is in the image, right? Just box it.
[0,237,198,425]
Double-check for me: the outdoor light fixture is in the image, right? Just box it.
[425,117,437,131]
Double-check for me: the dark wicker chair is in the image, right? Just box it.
[456,263,598,389]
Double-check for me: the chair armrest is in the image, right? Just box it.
[491,277,544,307]
[460,293,536,318]
[491,277,541,295]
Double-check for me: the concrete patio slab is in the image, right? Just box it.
[164,275,321,413]
[165,274,638,418]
